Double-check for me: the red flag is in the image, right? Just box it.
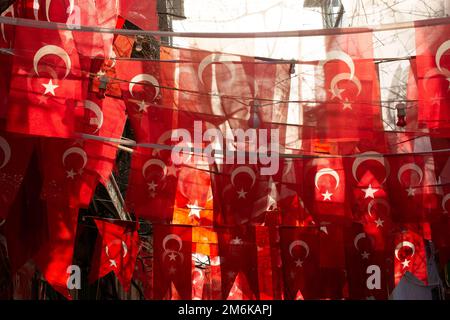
[3,151,48,274]
[6,26,88,138]
[89,219,139,291]
[393,229,428,285]
[315,31,382,142]
[216,225,259,300]
[302,157,351,223]
[279,226,320,299]
[119,0,158,31]
[344,223,390,299]
[387,152,437,223]
[33,204,79,299]
[414,21,450,136]
[0,131,35,218]
[152,224,192,300]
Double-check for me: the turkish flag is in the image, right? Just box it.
[414,21,450,136]
[279,226,320,299]
[3,150,48,274]
[343,150,390,222]
[387,151,438,223]
[216,225,259,300]
[126,145,179,222]
[301,157,351,223]
[152,224,192,300]
[89,218,139,291]
[0,130,36,219]
[115,59,177,143]
[33,204,79,299]
[6,26,88,138]
[255,226,283,300]
[392,229,428,285]
[344,223,390,300]
[212,164,276,226]
[39,96,126,208]
[314,31,382,142]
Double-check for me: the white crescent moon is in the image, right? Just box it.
[395,241,415,261]
[422,67,448,91]
[282,159,294,179]
[397,163,423,186]
[33,45,71,79]
[152,130,173,156]
[230,166,256,189]
[129,74,160,101]
[198,53,238,85]
[435,40,450,77]
[0,136,11,169]
[314,167,340,190]
[367,198,390,217]
[330,72,362,96]
[353,232,366,251]
[319,50,355,80]
[45,0,75,22]
[1,4,14,43]
[142,159,167,179]
[352,151,389,184]
[105,240,127,258]
[121,241,128,258]
[84,100,104,133]
[33,0,39,20]
[442,193,450,213]
[162,234,183,251]
[62,147,87,169]
[289,240,310,259]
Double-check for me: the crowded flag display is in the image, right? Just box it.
[0,0,449,300]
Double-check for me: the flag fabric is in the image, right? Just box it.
[279,226,320,299]
[89,218,139,291]
[152,224,193,300]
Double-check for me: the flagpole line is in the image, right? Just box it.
[76,132,450,159]
[1,16,450,38]
[102,74,418,109]
[1,49,420,108]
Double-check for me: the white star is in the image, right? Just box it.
[406,186,415,197]
[321,190,333,201]
[342,98,352,110]
[361,251,370,259]
[37,95,49,105]
[66,169,76,179]
[374,217,384,228]
[401,259,410,269]
[320,226,329,235]
[362,184,379,199]
[330,86,345,100]
[168,252,177,261]
[230,237,243,245]
[109,259,117,268]
[169,267,177,274]
[295,259,303,267]
[147,180,158,191]
[167,165,177,177]
[137,100,150,113]
[42,79,59,96]
[187,200,203,220]
[237,188,247,199]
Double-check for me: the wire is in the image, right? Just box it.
[1,15,449,38]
